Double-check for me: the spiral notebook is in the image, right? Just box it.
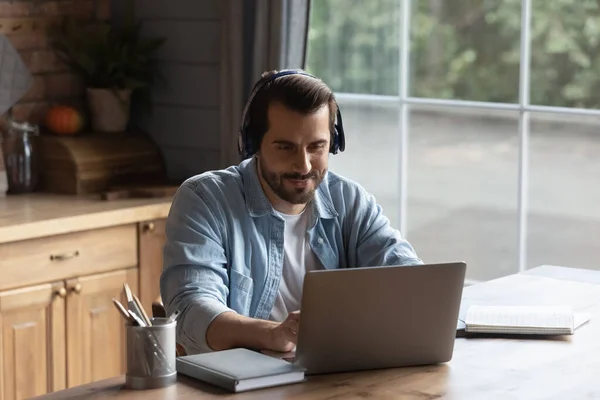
[464,305,591,335]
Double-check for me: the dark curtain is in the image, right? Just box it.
[220,0,311,167]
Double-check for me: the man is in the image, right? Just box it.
[160,69,422,356]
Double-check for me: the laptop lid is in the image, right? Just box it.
[294,262,466,375]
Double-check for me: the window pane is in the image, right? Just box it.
[406,108,519,281]
[410,1,521,103]
[528,114,600,270]
[530,2,600,108]
[306,1,403,229]
[306,0,400,95]
[327,98,401,227]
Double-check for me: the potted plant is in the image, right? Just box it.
[49,18,165,133]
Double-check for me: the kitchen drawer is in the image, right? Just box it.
[0,224,137,291]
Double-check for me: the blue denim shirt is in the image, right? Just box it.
[160,156,422,354]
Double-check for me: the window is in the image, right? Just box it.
[306,0,600,282]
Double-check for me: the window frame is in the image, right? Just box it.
[328,0,600,277]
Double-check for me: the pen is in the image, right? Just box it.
[112,298,132,323]
[166,309,180,324]
[128,310,147,327]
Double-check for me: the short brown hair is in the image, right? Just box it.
[244,70,338,153]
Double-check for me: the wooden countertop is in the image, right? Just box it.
[0,193,173,244]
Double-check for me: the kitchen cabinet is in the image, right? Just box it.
[138,219,167,315]
[0,195,172,400]
[0,281,65,399]
[0,269,138,399]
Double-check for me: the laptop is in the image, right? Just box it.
[272,262,466,375]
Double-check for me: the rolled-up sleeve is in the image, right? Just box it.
[160,183,233,354]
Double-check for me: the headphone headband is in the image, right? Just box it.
[237,69,346,160]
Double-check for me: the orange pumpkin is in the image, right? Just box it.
[44,105,84,135]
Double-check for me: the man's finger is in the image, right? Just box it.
[281,326,298,342]
[281,320,298,335]
[284,315,300,327]
[287,311,301,322]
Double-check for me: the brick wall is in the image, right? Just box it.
[0,0,111,124]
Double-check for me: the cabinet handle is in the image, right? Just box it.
[55,287,67,298]
[143,222,156,232]
[69,283,82,294]
[50,250,80,261]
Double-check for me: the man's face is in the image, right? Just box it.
[256,101,330,213]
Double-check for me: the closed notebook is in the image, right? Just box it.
[176,348,306,392]
[464,305,591,335]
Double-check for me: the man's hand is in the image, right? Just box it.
[206,310,301,352]
[267,311,300,352]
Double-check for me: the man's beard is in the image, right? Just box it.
[259,160,325,205]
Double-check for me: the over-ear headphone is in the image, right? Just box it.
[237,69,346,160]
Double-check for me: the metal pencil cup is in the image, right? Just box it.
[125,317,177,389]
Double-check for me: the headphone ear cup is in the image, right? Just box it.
[337,123,345,153]
[243,129,253,158]
[238,128,253,159]
[330,107,345,154]
[330,127,339,154]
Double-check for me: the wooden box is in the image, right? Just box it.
[37,132,167,195]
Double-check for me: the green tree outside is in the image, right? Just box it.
[306,0,600,109]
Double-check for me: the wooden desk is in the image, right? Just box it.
[33,265,600,400]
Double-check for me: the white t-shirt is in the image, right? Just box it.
[269,207,320,322]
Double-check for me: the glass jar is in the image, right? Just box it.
[1,118,40,193]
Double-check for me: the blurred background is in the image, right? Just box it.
[305,0,600,282]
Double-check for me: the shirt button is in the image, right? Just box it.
[317,238,324,244]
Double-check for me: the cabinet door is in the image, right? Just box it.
[138,219,166,314]
[65,268,138,388]
[0,282,66,400]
